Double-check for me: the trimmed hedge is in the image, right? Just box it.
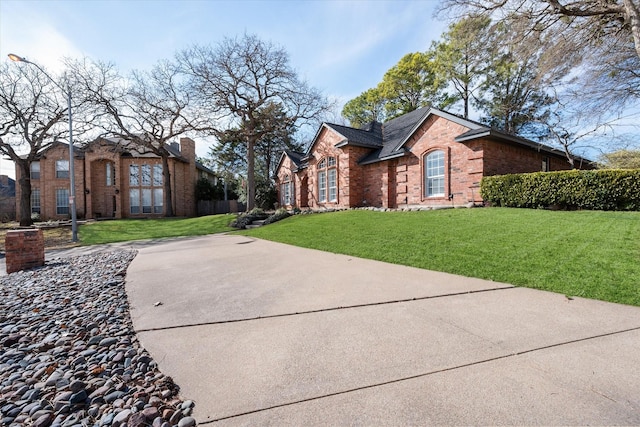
[481,169,640,211]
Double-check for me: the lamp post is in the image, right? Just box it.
[8,53,78,242]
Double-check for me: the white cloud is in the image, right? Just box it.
[0,2,83,72]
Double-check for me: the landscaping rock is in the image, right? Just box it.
[0,250,197,426]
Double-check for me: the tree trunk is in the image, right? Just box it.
[162,155,174,217]
[463,54,470,119]
[246,138,256,211]
[17,160,33,226]
[624,0,640,60]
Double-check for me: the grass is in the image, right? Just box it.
[241,208,640,307]
[0,224,77,251]
[79,214,235,245]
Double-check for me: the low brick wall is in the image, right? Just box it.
[5,229,45,274]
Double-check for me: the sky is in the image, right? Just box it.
[0,0,449,178]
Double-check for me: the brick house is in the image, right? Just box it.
[17,136,214,221]
[276,107,593,210]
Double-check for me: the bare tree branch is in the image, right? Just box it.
[179,34,330,210]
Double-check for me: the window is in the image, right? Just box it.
[130,189,140,214]
[153,165,163,186]
[31,188,41,214]
[318,170,327,202]
[106,163,113,187]
[542,157,550,172]
[280,175,293,206]
[142,189,152,213]
[56,160,69,179]
[142,165,151,186]
[425,150,445,197]
[153,188,163,214]
[129,163,163,215]
[317,156,337,203]
[56,188,69,215]
[30,162,40,180]
[129,165,140,185]
[328,169,337,202]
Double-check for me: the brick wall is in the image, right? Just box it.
[19,138,203,221]
[17,144,84,221]
[397,115,483,207]
[344,146,369,207]
[5,229,44,274]
[276,155,299,208]
[307,128,352,209]
[481,139,574,176]
[84,141,120,219]
[362,160,389,208]
[178,137,197,217]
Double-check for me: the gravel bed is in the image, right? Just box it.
[0,250,197,427]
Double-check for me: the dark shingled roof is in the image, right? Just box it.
[357,107,432,165]
[284,150,306,169]
[324,123,383,149]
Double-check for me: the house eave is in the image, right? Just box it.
[358,151,406,166]
[456,130,565,158]
[334,139,349,148]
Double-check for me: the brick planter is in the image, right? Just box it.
[5,229,45,274]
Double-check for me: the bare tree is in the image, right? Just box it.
[438,0,640,110]
[537,102,640,167]
[179,34,331,211]
[0,60,94,226]
[70,58,212,217]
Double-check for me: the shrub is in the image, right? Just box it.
[481,169,640,211]
[195,177,216,201]
[263,208,291,225]
[229,208,269,229]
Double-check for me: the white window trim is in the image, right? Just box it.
[318,171,327,202]
[317,156,337,204]
[425,150,445,198]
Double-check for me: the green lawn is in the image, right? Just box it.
[79,215,235,245]
[242,208,640,306]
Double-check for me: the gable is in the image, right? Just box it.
[305,124,350,158]
[275,150,306,176]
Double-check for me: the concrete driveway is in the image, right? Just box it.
[125,234,640,426]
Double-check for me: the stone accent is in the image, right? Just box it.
[5,229,44,273]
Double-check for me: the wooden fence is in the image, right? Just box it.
[197,200,246,216]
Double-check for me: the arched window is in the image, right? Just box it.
[425,150,445,197]
[317,156,337,203]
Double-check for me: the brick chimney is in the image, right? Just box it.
[180,137,197,216]
[180,137,196,161]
